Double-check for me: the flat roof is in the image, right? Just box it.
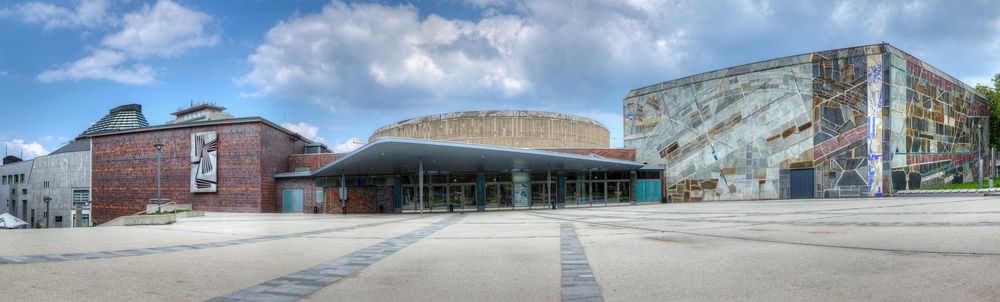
[276,138,650,178]
[627,43,986,100]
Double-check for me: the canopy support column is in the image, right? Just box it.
[418,158,424,215]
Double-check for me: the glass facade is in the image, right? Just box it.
[391,170,633,213]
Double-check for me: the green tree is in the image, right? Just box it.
[975,74,1000,150]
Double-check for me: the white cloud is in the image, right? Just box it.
[41,135,54,142]
[333,138,365,153]
[0,70,7,77]
[3,0,114,30]
[3,139,49,160]
[38,0,217,85]
[101,0,217,59]
[282,122,326,143]
[38,49,155,84]
[239,2,534,110]
[240,1,704,112]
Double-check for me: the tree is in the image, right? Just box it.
[974,73,1000,150]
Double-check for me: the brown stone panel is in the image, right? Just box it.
[323,186,395,214]
[287,153,343,173]
[91,121,304,224]
[540,148,636,161]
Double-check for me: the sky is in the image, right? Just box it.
[1,0,999,159]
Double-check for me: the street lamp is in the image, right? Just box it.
[154,143,164,213]
[978,125,984,190]
[43,197,50,228]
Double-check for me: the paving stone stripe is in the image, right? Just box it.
[0,216,428,265]
[207,214,464,302]
[561,222,604,302]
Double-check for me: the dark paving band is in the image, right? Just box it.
[207,214,463,302]
[561,222,603,302]
[0,216,428,265]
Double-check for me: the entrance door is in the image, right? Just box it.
[789,168,815,199]
[635,179,661,203]
[282,189,304,213]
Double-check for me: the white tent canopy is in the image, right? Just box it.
[0,213,27,229]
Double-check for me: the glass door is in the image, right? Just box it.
[431,185,447,211]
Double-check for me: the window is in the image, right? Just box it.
[73,190,90,204]
[2,175,5,184]
[13,174,18,183]
[20,174,24,182]
[43,181,49,188]
[315,187,324,204]
[22,189,27,195]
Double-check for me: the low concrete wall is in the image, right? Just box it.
[99,214,176,227]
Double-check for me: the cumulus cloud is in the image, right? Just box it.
[2,0,114,30]
[3,139,49,160]
[38,49,155,84]
[38,0,217,85]
[333,138,365,153]
[101,0,217,59]
[282,122,326,143]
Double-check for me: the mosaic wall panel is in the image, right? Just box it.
[625,61,815,201]
[625,44,990,201]
[884,45,992,189]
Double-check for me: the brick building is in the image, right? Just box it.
[81,118,312,224]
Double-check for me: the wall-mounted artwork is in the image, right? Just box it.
[191,131,218,193]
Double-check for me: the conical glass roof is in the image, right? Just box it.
[79,104,149,136]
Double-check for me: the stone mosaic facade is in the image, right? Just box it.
[624,44,991,201]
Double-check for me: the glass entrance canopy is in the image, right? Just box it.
[281,138,646,177]
[276,138,656,213]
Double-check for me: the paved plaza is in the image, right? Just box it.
[3,196,1000,301]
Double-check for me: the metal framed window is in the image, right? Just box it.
[43,181,49,188]
[73,190,90,204]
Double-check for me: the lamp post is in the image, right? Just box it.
[978,125,984,190]
[43,197,50,228]
[154,143,164,213]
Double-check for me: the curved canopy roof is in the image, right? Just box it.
[277,138,647,178]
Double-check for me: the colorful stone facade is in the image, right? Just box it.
[624,44,991,201]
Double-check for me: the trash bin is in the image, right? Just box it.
[448,204,454,212]
[313,206,318,214]
[378,205,384,213]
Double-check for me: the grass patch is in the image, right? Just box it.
[917,177,1000,190]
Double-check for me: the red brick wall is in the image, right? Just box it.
[259,125,306,213]
[275,178,319,213]
[540,148,637,161]
[91,122,304,224]
[287,153,343,173]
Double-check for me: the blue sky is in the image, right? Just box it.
[1,0,999,159]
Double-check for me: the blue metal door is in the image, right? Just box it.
[636,179,661,203]
[282,189,304,212]
[789,169,814,199]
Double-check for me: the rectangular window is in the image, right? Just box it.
[20,174,24,183]
[2,175,5,184]
[315,187,324,204]
[43,181,49,188]
[13,174,18,183]
[22,189,27,195]
[73,190,90,204]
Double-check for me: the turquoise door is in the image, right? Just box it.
[282,189,304,213]
[636,180,661,203]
